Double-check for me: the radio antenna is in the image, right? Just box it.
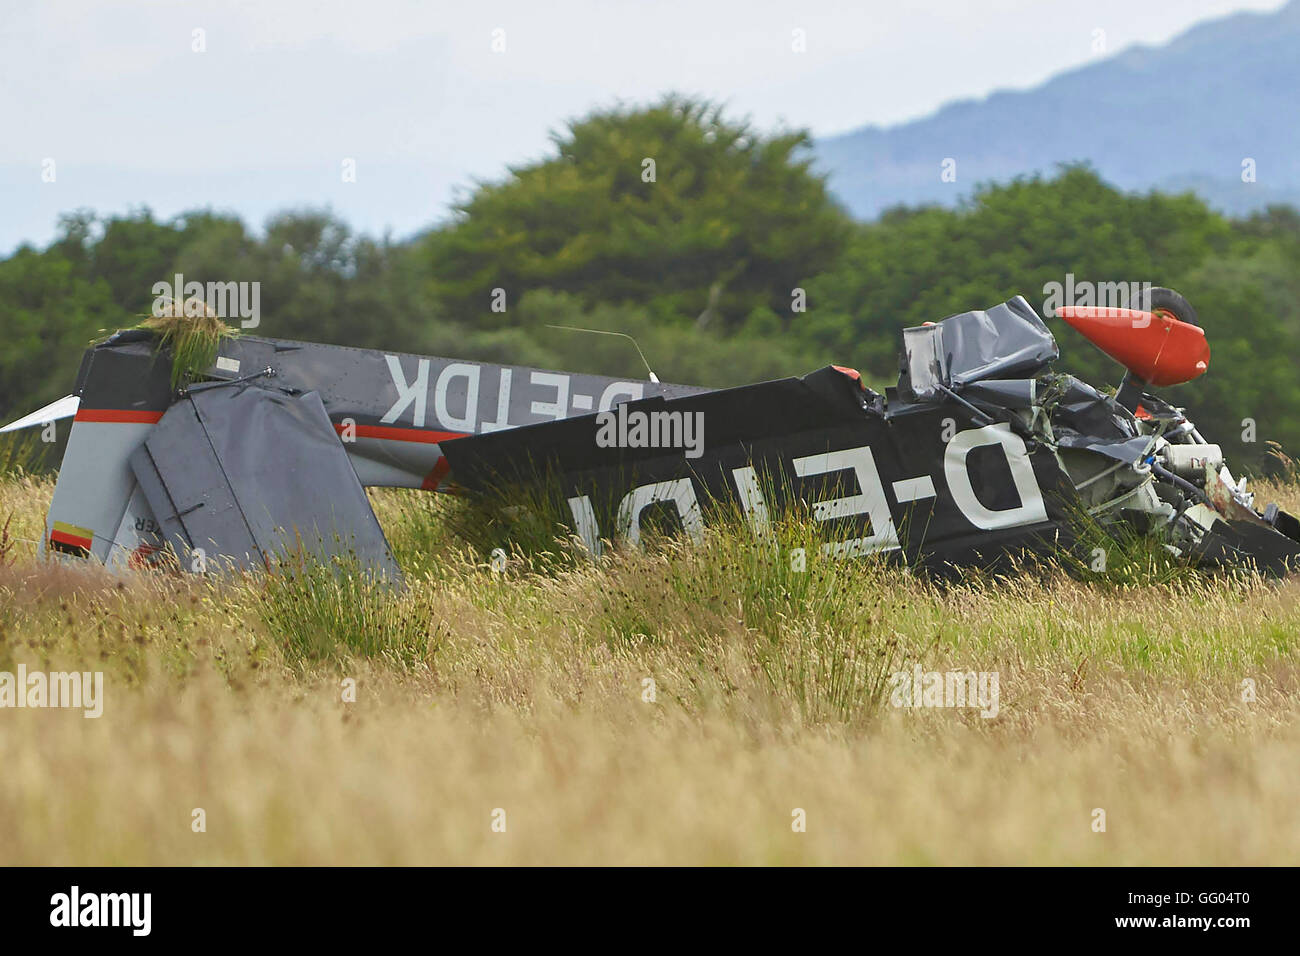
[544,325,660,382]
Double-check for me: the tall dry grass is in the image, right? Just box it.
[2,475,1299,863]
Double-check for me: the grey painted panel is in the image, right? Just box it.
[211,337,710,435]
[130,383,399,579]
[939,296,1059,388]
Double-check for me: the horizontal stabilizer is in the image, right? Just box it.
[1,395,80,432]
[128,383,400,580]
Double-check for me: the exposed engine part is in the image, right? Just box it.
[1161,442,1224,479]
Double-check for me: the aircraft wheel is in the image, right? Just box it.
[1141,287,1199,327]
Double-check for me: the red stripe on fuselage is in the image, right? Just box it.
[72,410,470,447]
[334,423,468,444]
[74,409,165,424]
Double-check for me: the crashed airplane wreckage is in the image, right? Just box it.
[9,288,1300,578]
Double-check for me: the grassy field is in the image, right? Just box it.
[3,472,1300,864]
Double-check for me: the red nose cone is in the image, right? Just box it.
[1058,306,1210,387]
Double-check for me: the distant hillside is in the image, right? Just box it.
[816,1,1300,219]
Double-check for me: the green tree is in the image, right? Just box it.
[0,248,124,416]
[422,95,851,329]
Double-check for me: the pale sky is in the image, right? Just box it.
[0,0,1286,252]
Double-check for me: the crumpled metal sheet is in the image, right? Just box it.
[1055,434,1153,463]
[961,379,1037,409]
[905,296,1060,394]
[129,383,400,580]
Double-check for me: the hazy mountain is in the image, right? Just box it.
[815,1,1300,219]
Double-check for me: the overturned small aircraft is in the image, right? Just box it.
[9,287,1300,577]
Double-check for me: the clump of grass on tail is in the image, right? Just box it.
[137,297,237,390]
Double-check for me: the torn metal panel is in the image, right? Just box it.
[961,379,1037,410]
[1055,434,1152,463]
[129,383,400,579]
[901,325,947,399]
[929,296,1059,388]
[1192,518,1300,576]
